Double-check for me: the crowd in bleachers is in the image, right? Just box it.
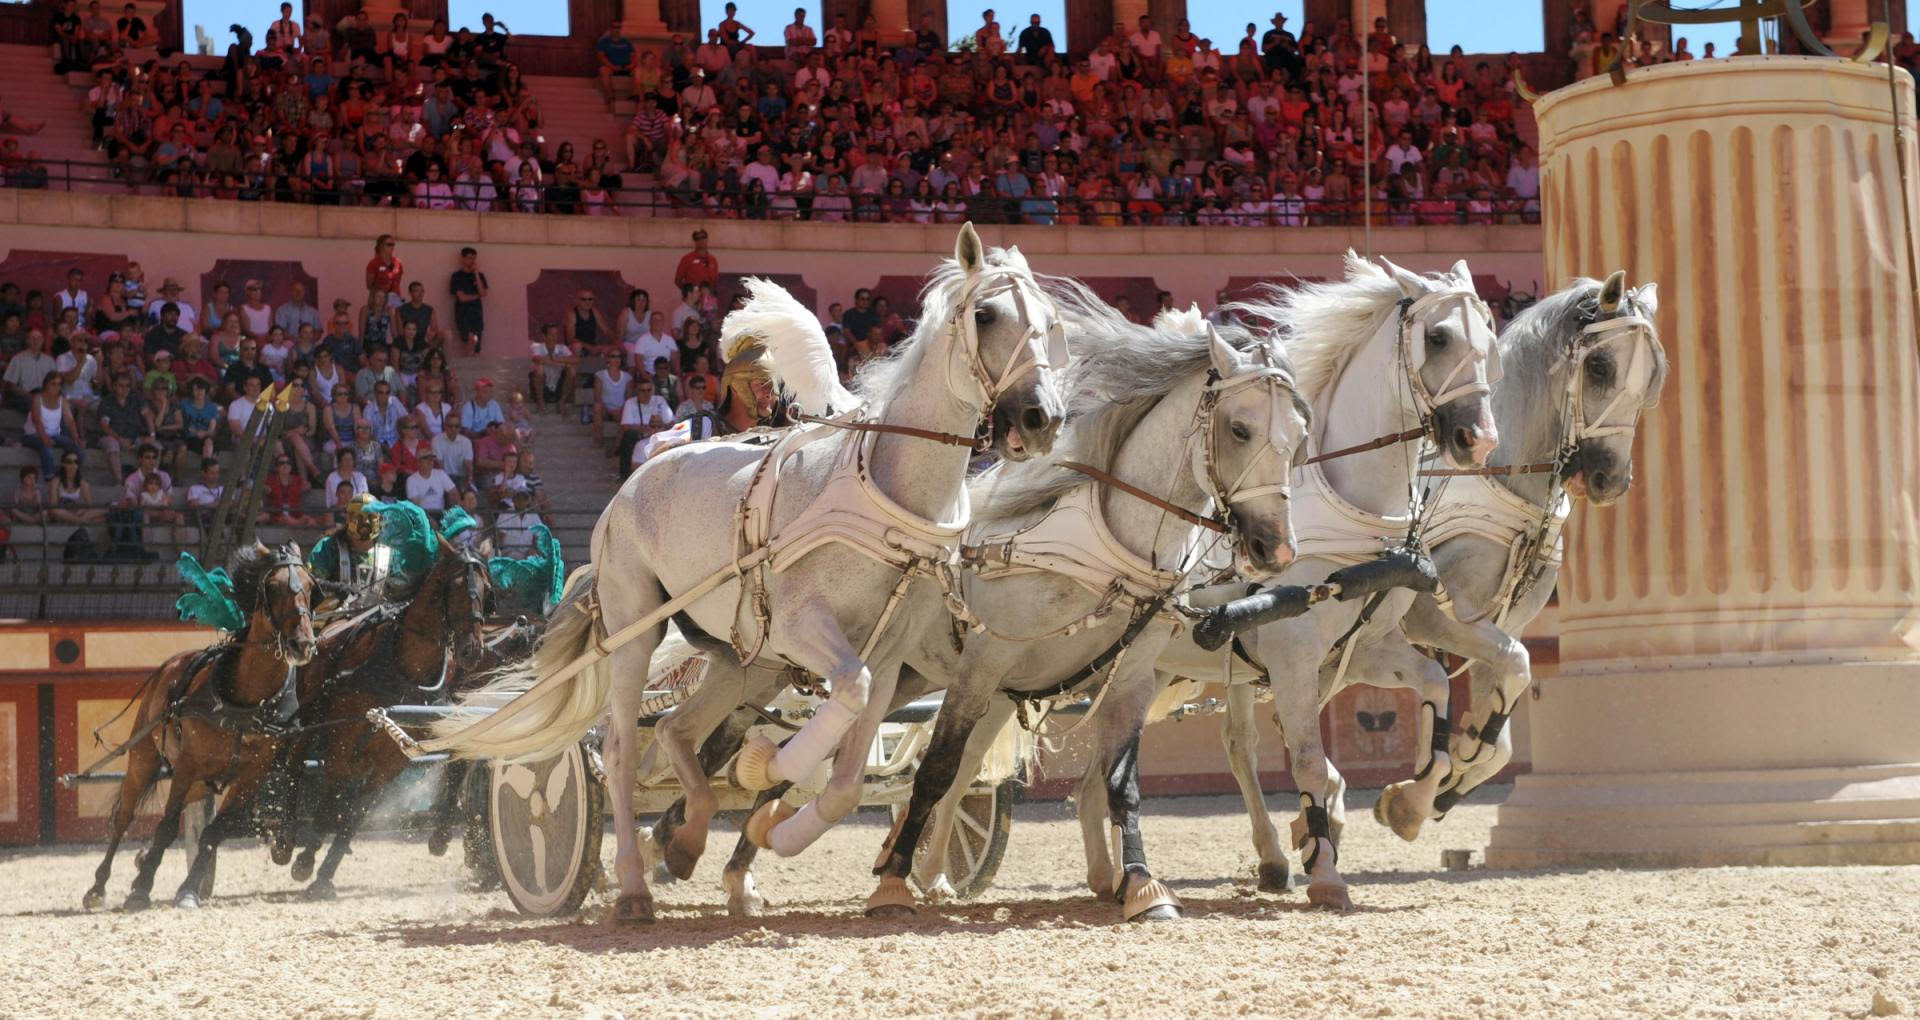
[0,237,551,559]
[25,2,1569,225]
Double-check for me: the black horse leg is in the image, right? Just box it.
[304,774,375,900]
[875,682,995,882]
[174,796,256,907]
[721,782,788,916]
[1104,728,1180,921]
[125,785,193,911]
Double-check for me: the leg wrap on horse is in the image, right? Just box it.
[765,798,836,857]
[1413,706,1450,781]
[1298,800,1336,873]
[767,695,858,785]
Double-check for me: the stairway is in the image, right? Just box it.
[452,346,622,563]
[0,43,115,193]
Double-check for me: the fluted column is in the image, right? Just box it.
[622,0,668,36]
[1486,57,1920,868]
[871,0,908,36]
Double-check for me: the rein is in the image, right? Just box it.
[1307,425,1430,465]
[1058,460,1228,534]
[790,412,987,451]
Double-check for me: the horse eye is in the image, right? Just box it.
[1586,355,1614,386]
[973,306,994,326]
[1230,421,1251,442]
[1426,330,1448,349]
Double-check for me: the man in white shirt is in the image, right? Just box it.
[1506,145,1541,201]
[405,451,459,510]
[1128,15,1162,63]
[185,456,223,524]
[432,413,475,483]
[1087,37,1117,80]
[526,324,577,412]
[495,488,543,555]
[273,280,320,336]
[1385,130,1423,177]
[793,52,830,91]
[616,376,674,468]
[742,145,780,196]
[54,331,98,414]
[324,448,369,508]
[56,268,89,319]
[149,278,197,332]
[625,310,677,372]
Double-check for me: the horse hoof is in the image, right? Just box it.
[1256,859,1292,894]
[731,736,779,791]
[269,843,292,866]
[663,839,701,882]
[302,880,337,902]
[176,891,200,910]
[921,874,957,904]
[82,888,104,911]
[1122,877,1183,923]
[609,893,655,926]
[122,892,151,913]
[726,892,766,918]
[743,799,796,850]
[427,831,451,857]
[1306,881,1352,912]
[1375,783,1427,843]
[291,853,315,883]
[865,875,917,917]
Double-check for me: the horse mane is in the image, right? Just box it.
[849,244,1032,412]
[227,542,277,617]
[973,276,1291,522]
[1226,251,1414,407]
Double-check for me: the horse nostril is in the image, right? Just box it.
[1021,406,1047,432]
[1454,426,1474,452]
[1591,470,1612,493]
[1250,538,1268,564]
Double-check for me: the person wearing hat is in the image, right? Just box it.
[460,376,504,439]
[141,347,177,395]
[673,228,719,291]
[406,449,458,511]
[147,278,197,333]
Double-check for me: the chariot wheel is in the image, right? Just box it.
[487,742,603,917]
[892,780,1014,900]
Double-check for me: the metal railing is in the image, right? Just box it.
[2,157,1544,227]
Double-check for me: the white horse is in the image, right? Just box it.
[1377,272,1668,834]
[1141,253,1502,911]
[427,224,1068,923]
[858,289,1310,922]
[1177,273,1666,901]
[643,289,1311,920]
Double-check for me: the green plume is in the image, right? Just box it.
[174,552,246,633]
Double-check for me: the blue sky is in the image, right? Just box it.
[1186,2,1304,55]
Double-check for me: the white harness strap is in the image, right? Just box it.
[1569,314,1653,440]
[1398,289,1500,417]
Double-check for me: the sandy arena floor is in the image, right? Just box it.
[4,786,1917,1019]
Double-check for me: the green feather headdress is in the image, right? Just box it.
[488,525,565,612]
[175,552,246,633]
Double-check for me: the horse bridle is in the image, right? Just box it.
[1195,348,1307,538]
[942,264,1069,427]
[1563,310,1656,446]
[1308,286,1498,466]
[252,553,314,664]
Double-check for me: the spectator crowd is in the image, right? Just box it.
[1,236,550,559]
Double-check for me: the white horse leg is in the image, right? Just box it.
[1400,597,1530,818]
[1222,680,1291,893]
[1075,745,1116,898]
[734,605,872,791]
[654,660,748,878]
[1368,642,1454,842]
[764,661,901,857]
[912,699,1017,901]
[1270,671,1350,911]
[598,576,668,924]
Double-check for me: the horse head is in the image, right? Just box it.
[1193,323,1312,576]
[235,540,318,665]
[434,533,495,668]
[1381,257,1502,468]
[948,223,1067,460]
[1560,271,1668,506]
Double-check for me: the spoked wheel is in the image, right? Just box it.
[487,742,604,917]
[892,781,1014,900]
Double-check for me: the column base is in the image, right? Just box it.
[1486,762,1920,868]
[1487,659,1920,868]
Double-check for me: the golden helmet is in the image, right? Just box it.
[345,492,384,542]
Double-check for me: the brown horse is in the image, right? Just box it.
[265,536,494,899]
[83,542,319,911]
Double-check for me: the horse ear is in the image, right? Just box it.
[1450,259,1473,287]
[1599,270,1627,313]
[1377,256,1424,300]
[1206,322,1240,378]
[955,222,985,275]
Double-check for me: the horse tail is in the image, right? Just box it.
[428,564,612,761]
